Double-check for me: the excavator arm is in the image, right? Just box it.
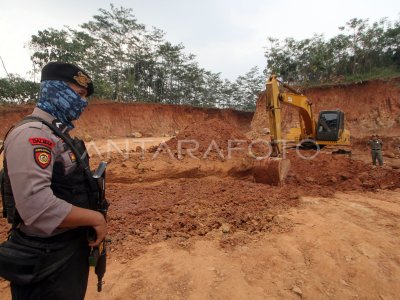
[265,75,317,155]
[252,75,295,185]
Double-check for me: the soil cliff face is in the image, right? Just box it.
[74,103,253,139]
[306,78,400,136]
[0,102,253,140]
[251,78,400,137]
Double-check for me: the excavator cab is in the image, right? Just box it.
[316,110,345,142]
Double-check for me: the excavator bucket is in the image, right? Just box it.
[252,158,291,185]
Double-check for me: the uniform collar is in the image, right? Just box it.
[32,107,70,133]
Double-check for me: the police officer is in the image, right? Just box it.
[2,62,107,299]
[368,134,384,166]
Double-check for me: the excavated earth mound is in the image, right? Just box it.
[286,152,400,195]
[165,118,250,155]
[106,177,299,258]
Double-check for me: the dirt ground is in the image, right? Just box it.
[81,136,400,300]
[84,189,400,300]
[1,133,400,299]
[0,78,400,299]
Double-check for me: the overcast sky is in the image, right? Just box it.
[0,0,399,81]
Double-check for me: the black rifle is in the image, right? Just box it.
[89,161,109,292]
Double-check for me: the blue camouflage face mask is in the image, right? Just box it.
[37,80,88,129]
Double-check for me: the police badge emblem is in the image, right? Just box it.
[33,147,52,169]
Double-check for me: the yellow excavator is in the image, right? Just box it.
[252,74,351,185]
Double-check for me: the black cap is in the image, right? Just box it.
[41,62,94,96]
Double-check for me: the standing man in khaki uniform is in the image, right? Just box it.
[1,62,106,299]
[367,134,384,166]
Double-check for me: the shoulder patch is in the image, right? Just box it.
[29,137,55,149]
[33,147,52,169]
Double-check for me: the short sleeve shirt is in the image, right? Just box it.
[4,108,80,237]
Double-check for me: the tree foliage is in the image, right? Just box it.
[16,4,261,111]
[0,75,39,104]
[265,17,400,84]
[1,8,399,108]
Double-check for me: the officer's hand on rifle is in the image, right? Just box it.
[58,206,107,246]
[89,213,107,247]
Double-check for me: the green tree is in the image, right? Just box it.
[0,75,39,104]
[231,66,264,111]
[265,16,400,85]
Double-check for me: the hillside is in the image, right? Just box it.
[251,77,400,138]
[0,102,253,140]
[2,78,400,141]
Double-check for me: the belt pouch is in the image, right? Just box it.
[0,238,44,285]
